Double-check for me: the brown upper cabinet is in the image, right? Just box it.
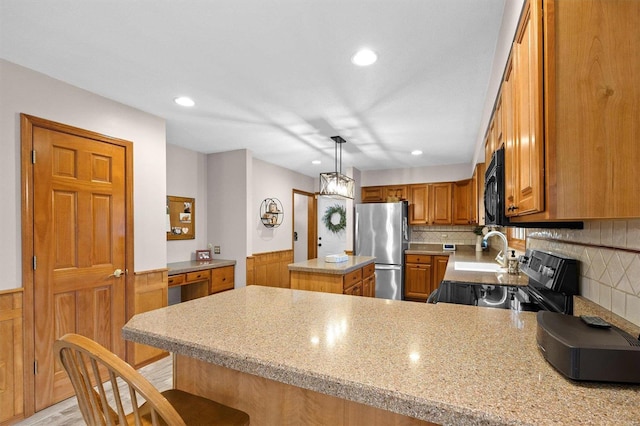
[407,182,452,225]
[472,163,485,225]
[365,178,480,226]
[452,179,473,225]
[385,185,407,201]
[407,184,429,224]
[507,0,544,217]
[496,0,640,221]
[361,185,407,203]
[361,186,384,203]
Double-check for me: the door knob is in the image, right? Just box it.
[110,268,124,278]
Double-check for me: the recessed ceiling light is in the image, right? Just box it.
[312,160,321,165]
[174,96,195,107]
[351,49,378,66]
[411,150,423,156]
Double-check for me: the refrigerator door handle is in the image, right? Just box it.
[354,211,359,255]
[375,264,402,270]
[403,217,408,241]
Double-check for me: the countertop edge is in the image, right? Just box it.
[122,324,509,425]
[167,259,236,275]
[288,256,376,275]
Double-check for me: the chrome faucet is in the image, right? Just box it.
[483,230,509,267]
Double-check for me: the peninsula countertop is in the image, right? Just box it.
[408,244,529,286]
[288,255,375,275]
[122,286,640,425]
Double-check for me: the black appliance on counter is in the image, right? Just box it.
[483,147,583,229]
[537,311,640,383]
[430,249,579,314]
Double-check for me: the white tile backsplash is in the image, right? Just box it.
[527,219,640,326]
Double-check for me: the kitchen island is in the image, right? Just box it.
[289,255,376,296]
[122,286,640,425]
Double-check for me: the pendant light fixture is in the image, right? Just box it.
[319,136,354,199]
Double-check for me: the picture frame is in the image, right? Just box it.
[196,249,211,261]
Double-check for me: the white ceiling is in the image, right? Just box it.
[0,0,508,177]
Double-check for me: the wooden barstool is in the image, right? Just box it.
[55,333,250,425]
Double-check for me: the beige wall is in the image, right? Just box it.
[166,143,209,263]
[0,59,167,290]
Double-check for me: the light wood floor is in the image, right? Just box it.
[16,355,173,426]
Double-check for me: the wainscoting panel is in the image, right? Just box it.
[128,269,169,369]
[0,289,24,425]
[246,250,293,288]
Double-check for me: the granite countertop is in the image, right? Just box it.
[288,255,375,275]
[122,286,640,425]
[167,259,236,275]
[408,244,529,286]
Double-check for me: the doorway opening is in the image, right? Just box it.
[292,190,316,262]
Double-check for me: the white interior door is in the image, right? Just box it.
[293,192,309,262]
[317,196,347,258]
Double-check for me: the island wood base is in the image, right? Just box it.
[174,354,434,426]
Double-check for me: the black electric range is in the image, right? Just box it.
[430,249,579,314]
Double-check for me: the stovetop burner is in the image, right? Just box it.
[430,249,579,314]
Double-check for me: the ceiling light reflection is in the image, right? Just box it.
[174,96,195,107]
[351,49,378,66]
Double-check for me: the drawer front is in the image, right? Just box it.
[363,262,375,277]
[186,270,210,282]
[211,266,235,293]
[344,282,362,296]
[405,254,432,264]
[344,269,363,288]
[168,274,185,286]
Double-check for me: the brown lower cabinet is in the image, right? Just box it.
[404,254,448,302]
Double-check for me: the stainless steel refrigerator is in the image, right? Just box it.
[355,201,409,300]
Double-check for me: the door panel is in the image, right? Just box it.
[374,265,403,301]
[317,196,346,258]
[31,124,127,411]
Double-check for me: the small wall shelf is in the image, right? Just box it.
[260,198,284,228]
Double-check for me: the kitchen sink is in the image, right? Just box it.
[454,261,504,272]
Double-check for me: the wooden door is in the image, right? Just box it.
[23,115,132,411]
[514,0,544,215]
[429,183,452,225]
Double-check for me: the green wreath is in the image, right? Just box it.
[322,204,347,234]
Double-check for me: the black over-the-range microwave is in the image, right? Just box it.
[483,147,582,229]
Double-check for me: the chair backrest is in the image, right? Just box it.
[55,333,186,426]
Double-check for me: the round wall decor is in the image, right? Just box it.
[260,198,283,228]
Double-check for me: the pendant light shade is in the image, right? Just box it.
[319,136,354,199]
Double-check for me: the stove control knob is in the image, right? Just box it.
[542,266,555,278]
